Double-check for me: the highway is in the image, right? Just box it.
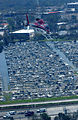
[0,99,78,108]
[0,103,78,120]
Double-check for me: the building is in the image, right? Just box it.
[61,2,78,21]
[67,2,78,11]
[10,28,35,40]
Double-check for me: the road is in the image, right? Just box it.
[46,41,78,71]
[0,51,9,91]
[47,104,78,120]
[1,104,78,120]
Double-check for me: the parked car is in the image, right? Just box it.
[25,110,34,116]
[37,108,46,113]
[17,111,25,114]
[9,111,16,115]
[3,115,13,119]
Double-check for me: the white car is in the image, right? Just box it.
[37,108,46,113]
[9,111,16,115]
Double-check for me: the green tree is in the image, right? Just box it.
[0,46,3,53]
[58,113,71,120]
[42,13,61,32]
[40,113,51,120]
[7,18,15,31]
[54,116,59,120]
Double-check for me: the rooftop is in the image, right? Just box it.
[11,29,34,34]
[67,2,78,5]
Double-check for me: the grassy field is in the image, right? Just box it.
[0,95,78,105]
[11,38,77,43]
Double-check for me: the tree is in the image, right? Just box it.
[0,46,3,53]
[42,14,61,32]
[54,116,59,120]
[7,18,16,31]
[40,113,51,120]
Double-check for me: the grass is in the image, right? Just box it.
[3,92,12,101]
[0,95,78,105]
[27,38,73,42]
[10,38,77,43]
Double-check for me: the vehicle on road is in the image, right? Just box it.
[17,111,25,114]
[25,110,34,116]
[9,111,16,115]
[37,108,46,113]
[3,115,13,119]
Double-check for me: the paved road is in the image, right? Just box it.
[47,104,78,120]
[46,41,78,71]
[47,104,78,115]
[0,51,9,91]
[1,104,78,120]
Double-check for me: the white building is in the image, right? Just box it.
[67,2,78,11]
[10,28,35,40]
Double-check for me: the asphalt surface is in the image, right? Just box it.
[1,104,78,120]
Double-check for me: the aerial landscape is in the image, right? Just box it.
[0,0,78,120]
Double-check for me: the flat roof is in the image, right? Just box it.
[67,2,78,5]
[57,22,66,25]
[0,31,4,36]
[11,29,34,34]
